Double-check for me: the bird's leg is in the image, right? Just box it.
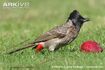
[48,45,56,51]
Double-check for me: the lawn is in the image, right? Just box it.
[0,0,105,70]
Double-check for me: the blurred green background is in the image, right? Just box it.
[0,0,105,70]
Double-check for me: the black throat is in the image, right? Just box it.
[67,19,83,31]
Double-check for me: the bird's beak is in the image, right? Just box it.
[83,18,90,22]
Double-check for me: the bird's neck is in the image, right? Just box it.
[75,23,83,32]
[66,20,83,31]
[66,20,73,25]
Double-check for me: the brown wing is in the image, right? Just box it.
[34,20,73,43]
[34,30,66,43]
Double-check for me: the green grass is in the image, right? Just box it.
[0,0,105,70]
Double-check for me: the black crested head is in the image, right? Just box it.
[67,10,89,27]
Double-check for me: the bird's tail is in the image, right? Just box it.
[7,41,36,54]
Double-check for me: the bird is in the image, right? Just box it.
[8,10,89,54]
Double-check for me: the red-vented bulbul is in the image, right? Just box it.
[8,10,89,54]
